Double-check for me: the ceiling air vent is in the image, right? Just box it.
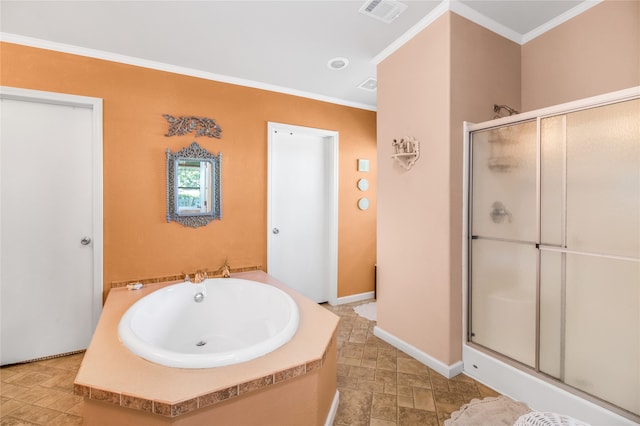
[358,77,377,92]
[359,0,407,24]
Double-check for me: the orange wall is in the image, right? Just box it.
[1,42,377,299]
[522,0,640,111]
[377,12,521,366]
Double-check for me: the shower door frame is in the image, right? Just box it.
[462,86,640,424]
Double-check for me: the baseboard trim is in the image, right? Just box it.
[373,326,463,379]
[332,291,375,306]
[324,390,340,426]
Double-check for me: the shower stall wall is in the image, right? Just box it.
[465,88,640,422]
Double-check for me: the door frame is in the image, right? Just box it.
[267,122,339,305]
[1,86,103,330]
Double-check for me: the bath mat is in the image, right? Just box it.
[445,395,531,426]
[353,301,376,321]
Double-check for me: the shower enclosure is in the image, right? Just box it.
[466,89,639,420]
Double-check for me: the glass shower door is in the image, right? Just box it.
[539,99,640,415]
[469,120,538,367]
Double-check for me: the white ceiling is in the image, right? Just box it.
[0,0,596,110]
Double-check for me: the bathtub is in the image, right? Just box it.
[118,278,299,368]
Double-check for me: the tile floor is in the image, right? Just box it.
[0,353,84,425]
[0,300,499,426]
[323,300,500,426]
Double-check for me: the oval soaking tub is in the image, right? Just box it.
[118,278,299,368]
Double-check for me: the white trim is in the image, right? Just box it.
[374,326,464,379]
[0,32,376,112]
[333,291,375,306]
[372,0,449,65]
[463,346,638,426]
[449,0,522,44]
[0,86,103,332]
[324,390,340,426]
[521,0,603,44]
[373,0,605,65]
[267,122,339,306]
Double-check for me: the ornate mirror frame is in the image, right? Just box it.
[166,142,222,228]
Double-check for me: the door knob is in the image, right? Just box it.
[272,228,280,234]
[80,237,92,245]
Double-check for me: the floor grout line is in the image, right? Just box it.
[322,299,501,426]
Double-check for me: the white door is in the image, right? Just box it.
[267,123,338,304]
[0,88,102,365]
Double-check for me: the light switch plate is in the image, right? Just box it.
[357,159,370,172]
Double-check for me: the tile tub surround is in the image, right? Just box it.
[73,271,339,424]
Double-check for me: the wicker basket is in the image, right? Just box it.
[514,412,590,426]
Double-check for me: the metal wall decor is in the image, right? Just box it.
[166,142,222,228]
[163,114,222,139]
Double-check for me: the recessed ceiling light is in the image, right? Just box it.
[327,57,350,71]
[358,77,377,91]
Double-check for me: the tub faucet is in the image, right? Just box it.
[221,259,231,278]
[193,270,207,284]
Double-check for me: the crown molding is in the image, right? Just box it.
[373,0,603,65]
[372,0,450,65]
[521,0,602,44]
[0,32,377,112]
[448,0,523,44]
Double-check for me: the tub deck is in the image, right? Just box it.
[74,271,339,424]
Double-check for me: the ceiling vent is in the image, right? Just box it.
[358,77,377,91]
[359,0,407,24]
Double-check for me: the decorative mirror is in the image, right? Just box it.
[166,142,222,227]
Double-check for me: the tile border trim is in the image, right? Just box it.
[74,331,337,418]
[110,265,262,289]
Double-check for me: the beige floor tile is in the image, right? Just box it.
[349,366,376,381]
[371,393,397,422]
[64,400,84,416]
[3,373,52,389]
[374,369,395,385]
[7,404,61,425]
[10,386,52,405]
[413,387,436,411]
[361,359,377,369]
[433,390,466,406]
[334,389,373,426]
[0,398,23,418]
[397,394,414,408]
[358,380,385,393]
[397,372,431,389]
[47,412,83,425]
[397,357,430,376]
[369,417,396,426]
[0,416,40,426]
[398,406,439,426]
[382,383,397,395]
